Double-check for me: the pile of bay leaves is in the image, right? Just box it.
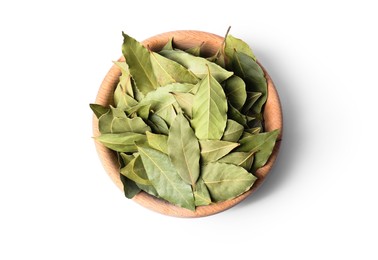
[90,31,279,211]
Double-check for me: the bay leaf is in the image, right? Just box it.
[137,145,195,210]
[232,51,267,114]
[113,81,138,111]
[90,103,109,119]
[227,103,248,127]
[95,132,147,153]
[224,34,256,63]
[120,153,134,166]
[135,104,151,120]
[191,69,228,140]
[122,32,158,95]
[120,174,141,199]
[202,162,257,202]
[222,119,244,142]
[98,107,150,134]
[171,92,194,118]
[146,113,169,135]
[168,113,200,187]
[185,42,204,56]
[150,51,199,86]
[199,140,240,163]
[236,129,280,172]
[127,83,194,115]
[244,127,262,135]
[155,103,178,126]
[162,37,174,51]
[146,131,168,154]
[194,178,212,206]
[120,156,151,185]
[224,75,247,111]
[242,92,262,114]
[218,151,255,170]
[160,49,233,82]
[113,61,134,98]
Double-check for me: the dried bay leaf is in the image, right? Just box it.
[223,75,247,111]
[146,113,169,135]
[160,49,233,82]
[184,42,204,56]
[120,156,151,185]
[113,61,134,98]
[90,104,109,119]
[236,129,279,172]
[222,119,244,142]
[227,103,248,127]
[218,151,255,170]
[168,114,200,187]
[99,107,150,134]
[122,32,158,95]
[191,69,228,140]
[120,153,135,166]
[146,131,168,154]
[171,92,194,118]
[150,51,199,85]
[162,37,174,51]
[194,178,212,206]
[242,92,262,114]
[138,145,195,210]
[95,132,147,153]
[232,51,267,114]
[199,140,239,163]
[202,162,256,202]
[224,34,256,63]
[119,174,141,199]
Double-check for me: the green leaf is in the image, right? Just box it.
[171,92,194,118]
[160,49,233,82]
[150,51,199,86]
[232,51,267,114]
[199,140,240,163]
[224,34,256,63]
[202,162,257,202]
[95,132,147,153]
[120,153,135,166]
[242,92,262,114]
[137,145,195,210]
[120,156,151,185]
[146,131,168,154]
[146,113,169,135]
[135,104,151,120]
[218,151,255,170]
[113,81,138,111]
[227,103,248,127]
[244,127,262,135]
[162,37,174,51]
[168,114,200,187]
[236,129,280,172]
[98,107,150,134]
[119,174,141,199]
[222,119,244,142]
[223,75,247,111]
[194,178,212,206]
[113,61,134,98]
[90,104,109,119]
[191,69,228,140]
[184,42,204,56]
[122,32,158,95]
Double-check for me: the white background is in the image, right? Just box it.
[1,0,377,259]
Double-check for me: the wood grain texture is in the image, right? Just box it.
[92,30,283,217]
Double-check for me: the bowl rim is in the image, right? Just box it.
[92,30,283,217]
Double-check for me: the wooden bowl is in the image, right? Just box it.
[92,30,283,217]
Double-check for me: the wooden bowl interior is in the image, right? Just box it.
[93,30,283,217]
